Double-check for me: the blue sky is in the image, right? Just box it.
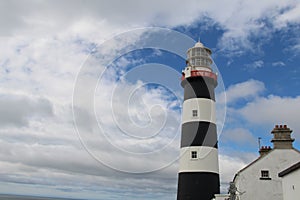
[1,0,300,199]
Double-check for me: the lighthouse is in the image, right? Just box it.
[177,41,220,200]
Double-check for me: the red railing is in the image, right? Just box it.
[181,70,217,81]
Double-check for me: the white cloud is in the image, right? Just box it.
[272,61,286,67]
[1,0,300,53]
[218,79,265,104]
[221,128,257,147]
[238,95,300,137]
[213,0,299,54]
[0,29,182,197]
[219,154,249,192]
[245,60,264,69]
[0,79,181,198]
[220,80,300,146]
[274,2,300,29]
[0,93,53,127]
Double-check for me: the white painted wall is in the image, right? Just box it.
[179,146,219,173]
[182,98,215,124]
[281,167,300,200]
[234,149,300,200]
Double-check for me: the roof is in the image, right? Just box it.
[233,148,300,182]
[233,151,269,182]
[233,149,274,179]
[278,161,300,177]
[194,41,204,48]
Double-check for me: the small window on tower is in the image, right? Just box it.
[192,110,198,117]
[260,170,271,180]
[191,151,197,159]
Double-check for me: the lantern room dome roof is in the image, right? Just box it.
[194,41,204,48]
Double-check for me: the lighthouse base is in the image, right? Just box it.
[177,172,220,200]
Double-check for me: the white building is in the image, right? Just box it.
[278,161,300,200]
[231,125,300,200]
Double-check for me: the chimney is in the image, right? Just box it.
[259,146,272,156]
[271,124,295,149]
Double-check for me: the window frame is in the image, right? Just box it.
[260,170,271,180]
[191,151,197,159]
[192,109,198,117]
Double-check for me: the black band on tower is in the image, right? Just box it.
[181,121,218,148]
[177,172,220,200]
[181,77,217,101]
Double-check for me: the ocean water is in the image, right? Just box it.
[0,194,80,200]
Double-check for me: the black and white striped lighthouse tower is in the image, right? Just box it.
[177,41,220,200]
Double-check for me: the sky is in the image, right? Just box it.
[1,0,300,199]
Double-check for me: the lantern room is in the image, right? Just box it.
[181,41,217,83]
[186,41,212,70]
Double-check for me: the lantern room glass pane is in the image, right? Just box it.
[191,49,195,56]
[195,48,200,56]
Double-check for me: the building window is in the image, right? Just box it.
[260,170,271,180]
[192,110,198,117]
[261,170,269,178]
[191,151,197,159]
